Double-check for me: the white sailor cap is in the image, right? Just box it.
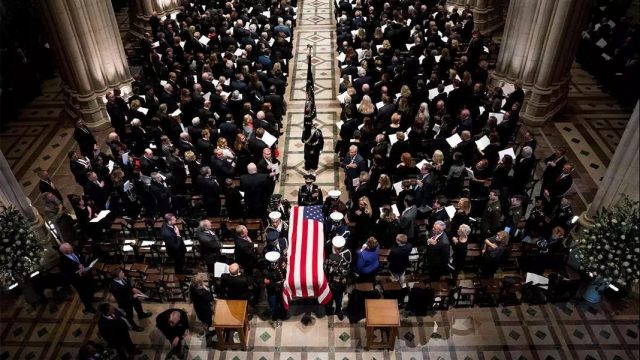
[265,251,281,262]
[268,211,282,221]
[328,190,341,198]
[329,211,344,221]
[332,236,346,248]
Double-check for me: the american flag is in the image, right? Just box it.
[282,205,332,309]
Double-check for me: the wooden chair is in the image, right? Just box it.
[454,279,477,307]
[245,218,264,242]
[430,281,451,309]
[500,276,524,305]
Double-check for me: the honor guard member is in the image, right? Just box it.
[268,194,291,220]
[550,196,575,234]
[322,190,348,219]
[264,229,289,257]
[325,211,351,250]
[298,174,323,206]
[324,235,352,320]
[263,251,287,327]
[303,123,324,174]
[266,211,289,239]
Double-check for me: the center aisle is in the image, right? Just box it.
[279,0,343,204]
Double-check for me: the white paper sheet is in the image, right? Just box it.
[138,107,149,115]
[198,36,210,45]
[352,178,360,187]
[406,43,415,50]
[376,101,384,109]
[479,106,485,114]
[389,133,399,145]
[444,84,454,93]
[428,88,439,100]
[445,205,456,219]
[171,109,182,117]
[391,204,400,217]
[595,38,607,48]
[446,133,462,148]
[490,112,505,124]
[415,159,428,170]
[151,41,160,48]
[337,52,346,62]
[261,130,278,147]
[121,152,129,165]
[203,92,211,101]
[107,160,115,173]
[90,210,111,223]
[435,55,441,62]
[498,148,516,161]
[336,120,344,129]
[180,41,186,49]
[214,262,230,277]
[271,163,280,175]
[475,135,490,151]
[160,80,167,86]
[393,181,404,195]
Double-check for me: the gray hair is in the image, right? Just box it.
[247,163,257,174]
[434,220,446,229]
[458,224,472,236]
[522,146,533,158]
[192,117,201,126]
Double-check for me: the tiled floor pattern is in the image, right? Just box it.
[279,0,343,204]
[1,290,638,359]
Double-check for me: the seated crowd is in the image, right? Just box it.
[42,0,585,358]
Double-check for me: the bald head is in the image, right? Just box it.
[229,263,240,275]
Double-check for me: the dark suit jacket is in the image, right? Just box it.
[160,223,186,256]
[239,173,270,210]
[110,278,136,306]
[39,179,63,201]
[399,206,418,239]
[388,243,413,274]
[84,181,109,211]
[73,127,97,158]
[220,273,252,300]
[210,157,235,182]
[234,237,257,272]
[195,227,221,259]
[98,309,134,349]
[156,308,189,341]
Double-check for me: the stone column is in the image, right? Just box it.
[0,151,58,269]
[472,0,505,33]
[37,0,134,129]
[130,0,181,38]
[579,102,640,227]
[490,0,590,126]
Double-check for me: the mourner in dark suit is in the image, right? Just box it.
[98,303,142,359]
[426,220,450,281]
[234,225,258,276]
[195,219,221,271]
[59,242,96,313]
[239,163,271,218]
[156,308,190,358]
[387,234,413,284]
[38,170,63,201]
[109,268,152,331]
[73,120,97,159]
[190,273,214,329]
[220,263,253,300]
[160,213,187,274]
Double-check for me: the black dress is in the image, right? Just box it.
[452,239,468,273]
[190,285,213,327]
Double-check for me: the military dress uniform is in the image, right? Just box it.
[298,178,323,206]
[263,252,287,326]
[303,125,324,171]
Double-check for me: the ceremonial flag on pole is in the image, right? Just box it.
[304,45,317,127]
[282,205,332,310]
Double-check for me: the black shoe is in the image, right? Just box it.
[133,325,145,332]
[336,310,344,321]
[138,312,153,319]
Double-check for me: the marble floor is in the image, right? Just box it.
[0,1,639,359]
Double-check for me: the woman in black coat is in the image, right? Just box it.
[190,273,214,331]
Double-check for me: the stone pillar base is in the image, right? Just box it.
[489,71,570,127]
[61,79,133,130]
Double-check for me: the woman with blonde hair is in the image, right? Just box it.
[375,206,402,248]
[450,198,471,236]
[451,224,471,277]
[351,196,374,247]
[216,137,236,161]
[242,114,254,138]
[190,273,214,332]
[373,174,393,207]
[357,95,376,119]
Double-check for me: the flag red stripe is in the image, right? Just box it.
[300,214,309,298]
[287,207,298,299]
[312,220,320,295]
